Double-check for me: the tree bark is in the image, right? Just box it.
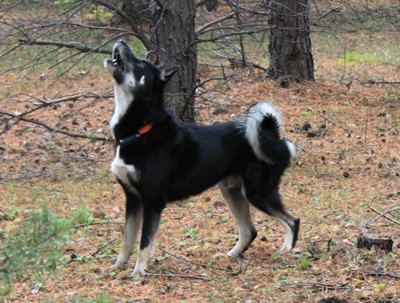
[151,0,197,122]
[268,0,314,81]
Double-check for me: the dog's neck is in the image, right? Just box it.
[111,89,174,144]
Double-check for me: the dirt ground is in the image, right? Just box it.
[1,54,399,303]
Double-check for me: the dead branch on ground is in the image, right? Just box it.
[361,204,400,234]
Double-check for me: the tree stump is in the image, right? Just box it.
[356,236,393,252]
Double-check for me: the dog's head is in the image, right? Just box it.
[104,40,176,101]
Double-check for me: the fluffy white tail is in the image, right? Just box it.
[243,102,295,165]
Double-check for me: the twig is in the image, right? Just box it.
[368,205,400,225]
[362,204,400,233]
[159,247,235,273]
[281,282,348,290]
[196,11,235,35]
[18,38,111,55]
[311,8,341,26]
[73,222,124,229]
[144,272,210,281]
[365,272,400,280]
[360,80,400,86]
[91,238,117,258]
[244,260,296,271]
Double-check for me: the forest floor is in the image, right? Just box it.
[1,46,400,303]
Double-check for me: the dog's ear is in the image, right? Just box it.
[145,50,159,65]
[161,66,178,83]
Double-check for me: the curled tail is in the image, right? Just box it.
[242,102,295,166]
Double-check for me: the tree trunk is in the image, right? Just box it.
[151,0,197,122]
[268,0,314,81]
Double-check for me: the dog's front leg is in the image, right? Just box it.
[116,208,143,268]
[133,204,162,275]
[106,187,143,272]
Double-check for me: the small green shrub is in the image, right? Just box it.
[0,205,90,295]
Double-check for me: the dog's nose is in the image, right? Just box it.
[118,39,126,46]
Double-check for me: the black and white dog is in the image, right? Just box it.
[104,40,299,275]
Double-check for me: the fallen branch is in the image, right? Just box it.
[361,204,400,234]
[143,272,210,281]
[73,222,124,229]
[281,282,348,290]
[159,247,235,273]
[369,205,400,226]
[360,80,400,86]
[365,272,400,280]
[91,238,117,258]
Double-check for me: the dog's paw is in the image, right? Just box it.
[226,250,244,259]
[104,262,128,273]
[132,263,148,276]
[212,252,227,259]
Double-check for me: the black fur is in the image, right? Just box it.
[104,40,300,275]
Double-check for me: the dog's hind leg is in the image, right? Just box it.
[133,204,163,275]
[245,188,299,254]
[219,177,257,258]
[106,185,142,272]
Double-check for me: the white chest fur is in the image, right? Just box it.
[111,146,140,190]
[110,84,133,131]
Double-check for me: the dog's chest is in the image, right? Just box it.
[111,146,140,188]
[110,85,133,131]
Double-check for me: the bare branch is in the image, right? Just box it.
[18,39,111,55]
[0,92,113,143]
[0,0,23,13]
[196,11,236,35]
[1,110,111,141]
[7,92,112,123]
[311,7,341,26]
[93,0,151,49]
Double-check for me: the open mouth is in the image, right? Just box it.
[112,47,122,67]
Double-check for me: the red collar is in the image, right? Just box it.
[137,123,153,135]
[114,123,153,148]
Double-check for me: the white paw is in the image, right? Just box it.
[104,261,127,273]
[277,243,292,256]
[132,262,148,276]
[227,249,241,258]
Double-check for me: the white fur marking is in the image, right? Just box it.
[276,218,294,254]
[111,146,140,190]
[244,102,281,164]
[220,180,256,258]
[110,87,133,131]
[133,218,160,275]
[285,140,297,159]
[110,74,136,131]
[133,246,152,275]
[139,75,145,85]
[115,210,143,267]
[133,227,160,275]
